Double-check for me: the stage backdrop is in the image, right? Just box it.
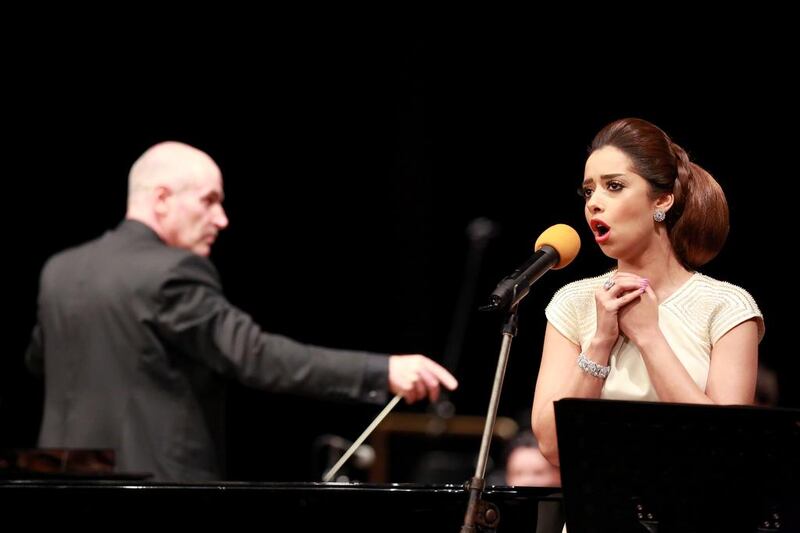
[3,29,794,481]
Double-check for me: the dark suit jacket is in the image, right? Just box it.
[26,220,389,481]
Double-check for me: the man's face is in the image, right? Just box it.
[161,164,228,257]
[506,447,561,487]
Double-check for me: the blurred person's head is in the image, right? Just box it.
[505,431,560,487]
[755,363,779,406]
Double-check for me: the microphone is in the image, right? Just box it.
[482,224,580,312]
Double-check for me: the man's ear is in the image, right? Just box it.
[153,186,172,217]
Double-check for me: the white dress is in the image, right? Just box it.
[546,271,764,401]
[546,272,764,533]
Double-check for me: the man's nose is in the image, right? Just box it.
[214,205,229,229]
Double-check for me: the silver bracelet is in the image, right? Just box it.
[577,352,611,379]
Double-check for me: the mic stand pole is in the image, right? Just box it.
[460,301,519,533]
[435,217,498,421]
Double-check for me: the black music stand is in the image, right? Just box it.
[554,399,800,533]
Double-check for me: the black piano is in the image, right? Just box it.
[0,479,561,531]
[6,401,797,532]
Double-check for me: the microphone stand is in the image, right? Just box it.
[460,297,520,533]
[434,217,498,422]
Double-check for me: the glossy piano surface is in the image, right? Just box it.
[0,479,562,531]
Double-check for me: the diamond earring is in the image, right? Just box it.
[653,209,666,222]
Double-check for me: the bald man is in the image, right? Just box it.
[26,141,456,482]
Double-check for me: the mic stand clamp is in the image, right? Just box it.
[460,299,520,532]
[461,477,500,532]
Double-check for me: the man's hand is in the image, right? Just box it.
[388,355,458,404]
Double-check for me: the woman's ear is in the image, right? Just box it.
[655,193,674,214]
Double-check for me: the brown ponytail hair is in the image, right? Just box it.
[590,118,729,269]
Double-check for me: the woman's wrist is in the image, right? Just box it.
[629,327,663,350]
[577,352,611,379]
[586,337,615,362]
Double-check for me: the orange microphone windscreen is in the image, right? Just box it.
[534,224,581,269]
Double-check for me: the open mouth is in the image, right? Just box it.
[591,219,610,237]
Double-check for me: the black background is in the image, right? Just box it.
[2,26,796,481]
